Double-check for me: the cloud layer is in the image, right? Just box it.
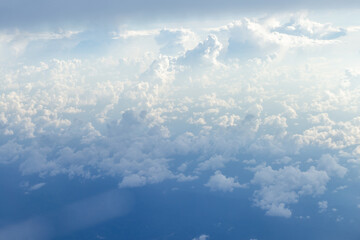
[1,13,359,218]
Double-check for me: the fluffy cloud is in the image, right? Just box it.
[178,34,223,67]
[275,13,347,40]
[251,165,329,218]
[294,115,360,150]
[214,15,343,60]
[0,14,359,220]
[317,154,347,178]
[196,155,231,171]
[205,171,245,192]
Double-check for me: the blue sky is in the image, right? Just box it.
[1,0,360,28]
[1,1,360,240]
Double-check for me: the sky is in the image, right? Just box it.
[1,1,360,240]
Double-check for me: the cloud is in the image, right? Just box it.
[196,155,230,171]
[29,182,46,191]
[265,203,292,218]
[318,200,328,213]
[118,174,147,188]
[218,16,343,60]
[0,30,80,61]
[1,14,360,221]
[155,28,198,56]
[0,140,22,164]
[262,115,288,138]
[113,29,159,40]
[275,13,347,40]
[192,234,209,240]
[178,34,223,67]
[317,154,347,178]
[251,165,329,218]
[20,181,46,193]
[332,185,347,193]
[205,171,245,192]
[294,115,360,150]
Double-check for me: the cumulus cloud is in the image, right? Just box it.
[205,171,245,192]
[1,13,359,220]
[118,174,147,188]
[196,155,230,171]
[251,165,329,218]
[294,115,360,150]
[213,15,344,60]
[317,154,347,178]
[178,34,223,67]
[275,13,347,40]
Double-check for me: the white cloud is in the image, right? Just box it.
[214,16,342,61]
[333,185,347,193]
[0,140,22,164]
[243,159,257,165]
[156,28,199,56]
[197,155,230,171]
[113,29,160,40]
[265,203,292,218]
[205,171,245,192]
[178,34,223,67]
[318,200,328,213]
[294,116,360,150]
[251,165,329,218]
[262,115,288,138]
[29,182,46,191]
[192,234,209,240]
[118,174,147,188]
[0,14,359,218]
[20,181,46,193]
[317,154,347,178]
[0,30,80,61]
[275,13,346,40]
